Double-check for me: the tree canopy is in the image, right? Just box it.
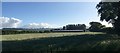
[63,24,86,30]
[89,22,105,32]
[96,1,120,34]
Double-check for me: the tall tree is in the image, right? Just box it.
[96,1,120,34]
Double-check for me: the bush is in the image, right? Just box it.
[101,27,114,34]
[44,30,51,33]
[39,31,44,33]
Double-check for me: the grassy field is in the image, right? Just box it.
[1,32,120,53]
[2,32,105,41]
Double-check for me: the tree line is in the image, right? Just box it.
[63,24,86,30]
[2,29,51,35]
[2,24,87,35]
[2,22,114,35]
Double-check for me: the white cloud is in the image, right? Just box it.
[0,17,22,28]
[23,23,54,28]
[101,21,113,27]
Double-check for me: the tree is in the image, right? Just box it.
[65,24,86,30]
[96,1,120,34]
[63,26,66,30]
[101,27,114,33]
[81,24,86,30]
[89,22,105,32]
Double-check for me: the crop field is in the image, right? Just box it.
[1,32,120,53]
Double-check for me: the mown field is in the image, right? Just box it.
[1,32,120,53]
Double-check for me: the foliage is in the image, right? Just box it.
[96,2,120,34]
[2,30,40,35]
[44,30,51,33]
[2,30,51,35]
[89,22,105,32]
[64,24,86,30]
[101,27,114,33]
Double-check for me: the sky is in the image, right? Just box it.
[2,0,101,2]
[2,0,120,2]
[1,2,112,28]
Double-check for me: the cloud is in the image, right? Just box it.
[0,17,22,28]
[23,23,54,28]
[101,21,113,27]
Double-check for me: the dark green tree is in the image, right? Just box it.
[65,24,86,30]
[63,26,66,30]
[96,1,120,34]
[89,22,105,32]
[81,24,86,30]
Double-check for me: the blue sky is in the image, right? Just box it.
[2,0,101,2]
[2,2,112,28]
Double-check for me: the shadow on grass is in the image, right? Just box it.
[2,34,120,53]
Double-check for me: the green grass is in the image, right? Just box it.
[1,32,120,52]
[1,32,105,41]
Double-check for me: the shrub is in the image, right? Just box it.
[44,30,51,33]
